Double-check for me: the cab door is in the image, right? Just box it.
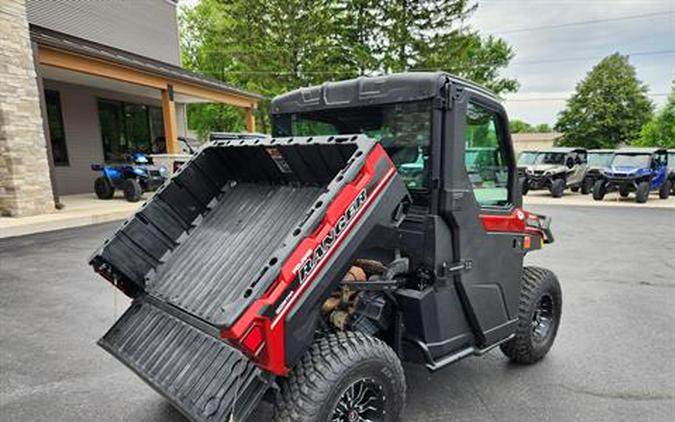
[651,151,668,188]
[440,86,525,347]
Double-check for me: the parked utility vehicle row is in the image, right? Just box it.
[518,148,674,204]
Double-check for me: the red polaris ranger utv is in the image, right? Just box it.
[91,73,561,422]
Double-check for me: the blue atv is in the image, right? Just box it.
[592,148,671,203]
[91,153,168,202]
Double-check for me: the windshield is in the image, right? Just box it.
[611,154,651,168]
[587,152,614,167]
[272,101,432,190]
[534,152,565,165]
[517,152,539,165]
[669,152,675,167]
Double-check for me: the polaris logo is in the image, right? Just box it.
[295,189,367,285]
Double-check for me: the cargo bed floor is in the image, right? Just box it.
[147,183,322,325]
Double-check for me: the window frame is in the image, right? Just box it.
[44,89,70,166]
[97,97,165,162]
[463,95,516,213]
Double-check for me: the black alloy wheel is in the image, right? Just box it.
[531,293,555,344]
[331,378,385,422]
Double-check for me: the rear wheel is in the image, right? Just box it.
[550,179,565,198]
[581,177,593,195]
[275,332,405,422]
[123,179,143,202]
[592,180,606,201]
[659,180,671,199]
[635,181,650,203]
[619,185,630,198]
[501,266,562,364]
[94,177,114,199]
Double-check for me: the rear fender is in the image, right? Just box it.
[221,145,408,375]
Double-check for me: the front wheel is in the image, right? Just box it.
[581,177,593,195]
[521,179,529,196]
[123,179,143,202]
[659,180,671,199]
[635,181,650,203]
[592,180,606,201]
[619,185,630,198]
[275,332,405,422]
[550,179,565,198]
[501,266,562,364]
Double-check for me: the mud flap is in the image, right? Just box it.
[99,299,271,422]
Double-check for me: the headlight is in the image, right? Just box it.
[159,166,167,175]
[526,169,533,174]
[133,168,147,176]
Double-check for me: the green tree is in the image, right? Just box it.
[632,80,675,148]
[554,53,653,149]
[179,0,518,136]
[509,119,534,133]
[534,123,552,133]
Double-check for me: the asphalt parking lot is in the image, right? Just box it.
[1,205,673,421]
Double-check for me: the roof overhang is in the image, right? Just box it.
[31,25,262,109]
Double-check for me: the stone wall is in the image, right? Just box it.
[0,0,55,217]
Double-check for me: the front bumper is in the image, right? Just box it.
[526,175,551,190]
[603,176,639,189]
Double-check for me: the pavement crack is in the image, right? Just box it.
[594,278,675,289]
[557,384,675,401]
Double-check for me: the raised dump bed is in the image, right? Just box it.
[91,134,410,421]
[91,134,402,329]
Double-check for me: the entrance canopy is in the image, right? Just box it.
[31,26,262,153]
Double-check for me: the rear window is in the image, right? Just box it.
[272,101,433,191]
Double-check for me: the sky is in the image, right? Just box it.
[469,0,675,125]
[179,0,675,126]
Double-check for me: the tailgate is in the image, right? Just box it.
[99,299,270,422]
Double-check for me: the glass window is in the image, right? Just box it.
[464,102,509,207]
[44,90,69,165]
[587,152,614,167]
[98,99,165,162]
[272,101,432,192]
[517,151,539,166]
[534,152,566,165]
[611,154,651,168]
[149,106,165,152]
[123,104,150,154]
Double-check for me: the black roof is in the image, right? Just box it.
[31,25,262,101]
[615,147,666,154]
[538,147,587,154]
[271,72,498,115]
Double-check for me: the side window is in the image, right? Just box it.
[45,90,69,166]
[464,102,510,207]
[656,152,667,167]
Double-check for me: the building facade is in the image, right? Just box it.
[0,0,261,216]
[512,132,562,153]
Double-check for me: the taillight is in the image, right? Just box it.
[240,324,265,357]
